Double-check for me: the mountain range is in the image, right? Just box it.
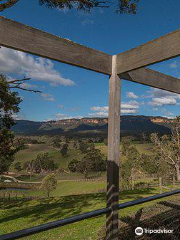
[12,115,173,136]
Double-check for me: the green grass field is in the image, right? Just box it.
[14,143,84,170]
[0,187,178,240]
[25,180,106,197]
[95,142,154,156]
[1,141,162,239]
[14,142,154,172]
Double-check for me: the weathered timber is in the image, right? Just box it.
[117,28,180,74]
[120,68,180,94]
[0,17,111,75]
[107,55,121,240]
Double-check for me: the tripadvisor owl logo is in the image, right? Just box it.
[135,227,173,235]
[135,227,143,236]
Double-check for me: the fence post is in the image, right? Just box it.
[106,55,121,240]
[173,175,175,189]
[159,177,162,194]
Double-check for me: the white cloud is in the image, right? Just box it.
[47,113,83,121]
[89,101,139,117]
[54,113,69,120]
[90,106,109,112]
[126,91,138,99]
[121,109,138,114]
[0,47,74,86]
[149,97,177,107]
[41,93,52,98]
[162,116,175,119]
[89,106,108,117]
[161,108,174,118]
[41,93,55,102]
[147,88,180,99]
[44,98,55,102]
[12,113,26,120]
[121,100,139,109]
[146,88,180,108]
[88,111,108,117]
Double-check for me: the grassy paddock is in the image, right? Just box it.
[1,141,163,239]
[14,142,154,173]
[0,187,179,240]
[14,143,84,170]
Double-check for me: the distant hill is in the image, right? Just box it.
[12,115,172,136]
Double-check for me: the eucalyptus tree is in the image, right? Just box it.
[150,117,180,181]
[0,75,40,174]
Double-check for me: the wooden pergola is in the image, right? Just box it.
[1,16,180,240]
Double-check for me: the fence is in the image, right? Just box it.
[0,189,180,240]
[1,16,180,239]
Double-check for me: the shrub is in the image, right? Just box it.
[40,174,57,197]
[68,159,79,173]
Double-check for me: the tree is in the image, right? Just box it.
[140,132,148,144]
[79,141,88,154]
[52,136,61,148]
[77,158,93,178]
[68,159,79,172]
[0,75,22,173]
[34,153,58,173]
[23,160,35,181]
[14,162,22,172]
[122,145,140,190]
[141,153,172,183]
[150,117,180,181]
[73,141,78,149]
[0,0,139,14]
[23,154,58,176]
[140,153,158,175]
[40,174,57,197]
[84,145,106,172]
[0,75,40,174]
[121,136,132,156]
[60,143,68,157]
[77,145,106,178]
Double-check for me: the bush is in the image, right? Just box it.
[134,181,148,189]
[40,174,57,197]
[68,159,79,173]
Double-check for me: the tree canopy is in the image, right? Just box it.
[150,117,180,181]
[0,0,139,14]
[0,75,40,174]
[40,173,57,197]
[0,75,22,173]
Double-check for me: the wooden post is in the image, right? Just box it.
[106,55,121,240]
[159,177,162,194]
[173,175,175,189]
[131,168,135,190]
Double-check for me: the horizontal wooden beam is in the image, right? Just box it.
[120,68,180,94]
[117,28,180,74]
[0,17,111,75]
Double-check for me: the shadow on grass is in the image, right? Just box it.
[0,188,156,227]
[119,199,180,240]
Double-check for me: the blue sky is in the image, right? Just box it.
[1,0,180,121]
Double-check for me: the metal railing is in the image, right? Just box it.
[1,189,180,240]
